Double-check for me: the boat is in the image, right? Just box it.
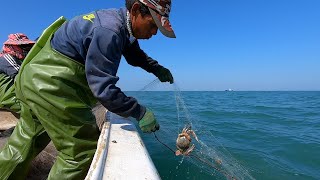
[86,110,160,180]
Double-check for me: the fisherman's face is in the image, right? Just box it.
[131,4,158,39]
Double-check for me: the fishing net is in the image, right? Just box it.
[140,79,255,180]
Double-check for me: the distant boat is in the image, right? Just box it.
[225,88,233,91]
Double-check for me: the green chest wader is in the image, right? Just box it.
[0,17,100,180]
[0,74,20,113]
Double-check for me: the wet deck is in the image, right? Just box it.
[0,110,18,131]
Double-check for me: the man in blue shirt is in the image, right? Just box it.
[0,33,35,114]
[0,0,175,179]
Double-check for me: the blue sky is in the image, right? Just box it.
[1,0,319,91]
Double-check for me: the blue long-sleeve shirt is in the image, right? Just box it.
[51,8,162,120]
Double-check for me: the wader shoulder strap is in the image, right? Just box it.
[22,16,67,65]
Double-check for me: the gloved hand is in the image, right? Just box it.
[154,66,174,84]
[139,108,160,133]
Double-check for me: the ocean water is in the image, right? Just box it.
[125,91,320,180]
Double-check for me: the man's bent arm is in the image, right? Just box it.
[85,27,146,120]
[123,40,164,74]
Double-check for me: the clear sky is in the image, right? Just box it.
[1,0,319,91]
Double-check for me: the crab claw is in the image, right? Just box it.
[181,126,188,133]
[190,130,199,143]
[175,150,182,156]
[183,144,195,156]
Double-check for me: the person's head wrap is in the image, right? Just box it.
[0,33,35,60]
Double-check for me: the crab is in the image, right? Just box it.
[175,125,199,156]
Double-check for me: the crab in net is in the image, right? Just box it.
[175,125,199,156]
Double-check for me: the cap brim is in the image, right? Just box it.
[4,40,36,45]
[149,8,176,38]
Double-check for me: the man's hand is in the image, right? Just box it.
[154,67,174,84]
[139,108,160,133]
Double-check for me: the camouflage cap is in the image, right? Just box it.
[4,33,35,45]
[139,0,176,38]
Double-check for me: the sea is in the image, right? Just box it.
[125,91,320,180]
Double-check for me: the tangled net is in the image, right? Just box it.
[141,79,255,180]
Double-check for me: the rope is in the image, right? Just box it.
[153,132,176,154]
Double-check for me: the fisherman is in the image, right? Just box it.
[0,0,175,179]
[0,33,35,114]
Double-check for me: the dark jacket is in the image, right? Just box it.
[0,54,21,78]
[51,8,162,120]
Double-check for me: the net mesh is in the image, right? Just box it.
[141,79,255,180]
